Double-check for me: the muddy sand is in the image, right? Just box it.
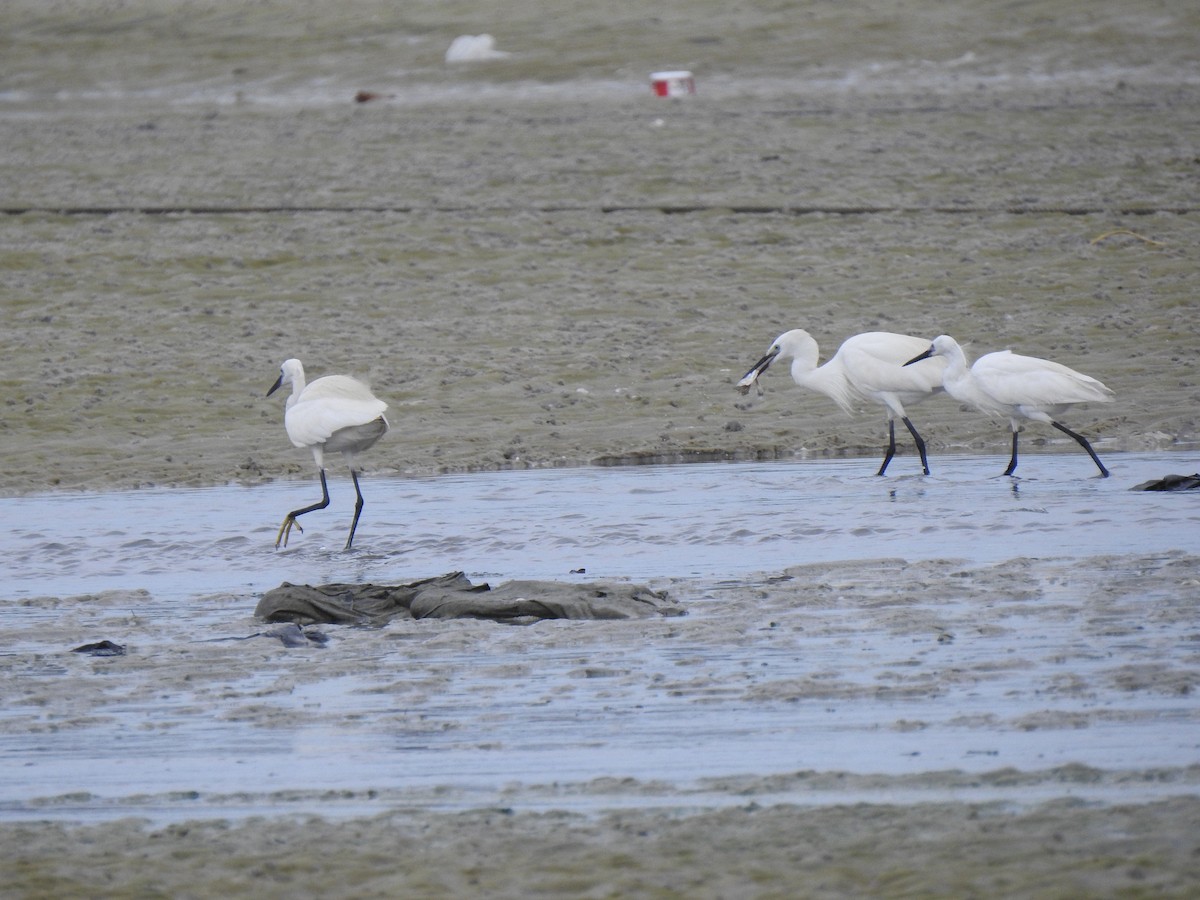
[3,0,1200,896]
[5,546,1200,897]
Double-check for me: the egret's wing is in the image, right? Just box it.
[838,333,946,396]
[285,376,388,447]
[973,351,1113,408]
[302,375,384,403]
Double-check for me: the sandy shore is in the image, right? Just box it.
[3,0,1200,896]
[5,797,1200,897]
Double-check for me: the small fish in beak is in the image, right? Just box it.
[736,348,780,395]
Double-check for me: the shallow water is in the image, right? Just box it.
[2,452,1196,600]
[2,453,1199,823]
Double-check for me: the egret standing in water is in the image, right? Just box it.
[267,358,389,549]
[905,335,1114,477]
[737,329,947,475]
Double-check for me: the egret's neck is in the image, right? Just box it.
[939,345,971,390]
[796,360,857,413]
[285,375,307,409]
[939,344,991,411]
[792,355,859,417]
[785,337,821,384]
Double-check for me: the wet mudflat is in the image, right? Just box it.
[3,460,1200,894]
[1,455,1198,830]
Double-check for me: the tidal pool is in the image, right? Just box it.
[2,452,1196,601]
[1,453,1197,824]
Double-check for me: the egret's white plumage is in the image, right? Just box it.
[907,335,1114,477]
[737,329,947,475]
[267,358,389,549]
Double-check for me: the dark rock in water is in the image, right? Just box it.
[1131,473,1200,491]
[268,623,329,648]
[255,571,684,626]
[71,640,126,657]
[188,625,330,648]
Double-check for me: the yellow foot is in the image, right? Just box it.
[275,516,304,549]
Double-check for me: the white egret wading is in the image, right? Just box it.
[267,358,389,549]
[905,335,1114,477]
[737,329,947,475]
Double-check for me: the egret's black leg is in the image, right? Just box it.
[1003,430,1020,476]
[276,468,330,548]
[901,416,930,475]
[345,469,366,550]
[877,420,898,476]
[1052,421,1110,477]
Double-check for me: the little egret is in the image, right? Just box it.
[737,329,947,475]
[267,358,389,549]
[905,335,1114,477]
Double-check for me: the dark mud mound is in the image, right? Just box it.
[255,571,683,626]
[1132,474,1200,491]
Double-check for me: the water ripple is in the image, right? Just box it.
[0,453,1197,603]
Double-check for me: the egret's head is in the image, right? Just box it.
[268,358,304,396]
[736,329,809,394]
[930,335,957,355]
[904,335,956,367]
